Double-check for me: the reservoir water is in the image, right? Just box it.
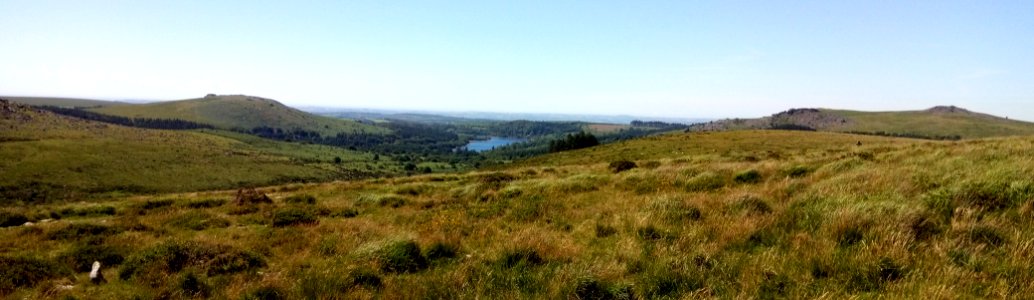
[463,136,527,152]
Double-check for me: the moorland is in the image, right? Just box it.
[2,95,1034,299]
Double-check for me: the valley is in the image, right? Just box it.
[3,94,1034,298]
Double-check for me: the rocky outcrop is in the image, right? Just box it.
[235,188,272,205]
[768,108,849,129]
[926,106,971,114]
[689,108,849,132]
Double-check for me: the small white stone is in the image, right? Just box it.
[90,261,105,284]
[22,222,34,227]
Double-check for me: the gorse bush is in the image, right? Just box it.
[953,180,1029,211]
[734,169,762,184]
[272,208,317,227]
[57,243,126,272]
[0,255,71,294]
[608,160,637,173]
[377,240,428,273]
[119,240,265,282]
[284,194,317,205]
[423,242,459,262]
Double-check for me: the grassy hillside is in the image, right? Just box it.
[692,106,1034,139]
[5,96,124,108]
[90,95,389,136]
[831,107,1034,138]
[0,100,395,203]
[4,129,1034,298]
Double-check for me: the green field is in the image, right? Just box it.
[4,128,1034,298]
[694,107,1034,139]
[89,95,389,136]
[829,108,1034,138]
[5,96,124,108]
[0,101,396,203]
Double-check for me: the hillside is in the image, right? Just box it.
[0,99,395,203]
[690,106,1034,139]
[89,94,389,136]
[4,129,1034,298]
[6,96,124,108]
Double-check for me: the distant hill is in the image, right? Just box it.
[89,94,389,136]
[5,96,125,108]
[0,98,394,203]
[689,106,1034,139]
[304,106,708,124]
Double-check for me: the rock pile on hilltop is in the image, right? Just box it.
[769,108,849,129]
[689,108,849,132]
[926,105,971,114]
[1,99,36,122]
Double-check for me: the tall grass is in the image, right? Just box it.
[3,131,1034,298]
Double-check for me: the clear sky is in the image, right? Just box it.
[2,1,1033,120]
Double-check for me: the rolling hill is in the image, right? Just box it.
[89,94,389,136]
[690,106,1034,139]
[4,128,1034,298]
[0,99,396,203]
[6,96,125,108]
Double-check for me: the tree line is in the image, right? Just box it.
[37,106,214,130]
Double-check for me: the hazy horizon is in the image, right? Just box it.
[2,1,1032,120]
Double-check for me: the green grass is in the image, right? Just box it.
[828,108,1034,138]
[0,102,398,203]
[5,96,123,108]
[696,107,1034,139]
[88,94,389,136]
[4,130,1034,298]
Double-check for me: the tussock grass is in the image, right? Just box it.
[0,255,71,294]
[271,208,318,227]
[6,130,1034,298]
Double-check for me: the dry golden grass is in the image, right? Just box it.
[2,130,1034,298]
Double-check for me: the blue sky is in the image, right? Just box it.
[2,1,1032,119]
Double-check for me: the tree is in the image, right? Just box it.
[549,131,600,152]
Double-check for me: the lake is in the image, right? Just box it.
[463,136,527,152]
